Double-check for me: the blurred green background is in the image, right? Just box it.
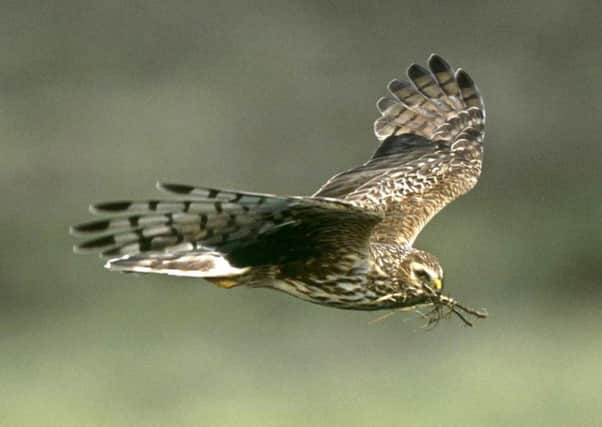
[1,1,600,426]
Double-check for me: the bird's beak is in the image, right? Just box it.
[434,279,443,291]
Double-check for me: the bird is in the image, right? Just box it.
[71,54,488,326]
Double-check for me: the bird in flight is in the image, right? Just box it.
[72,54,487,326]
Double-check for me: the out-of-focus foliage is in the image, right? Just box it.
[1,1,600,426]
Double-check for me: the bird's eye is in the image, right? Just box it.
[413,268,443,291]
[415,269,431,281]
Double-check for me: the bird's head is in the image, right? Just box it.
[397,249,487,326]
[401,249,444,293]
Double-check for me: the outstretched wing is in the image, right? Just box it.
[71,183,381,273]
[314,54,485,245]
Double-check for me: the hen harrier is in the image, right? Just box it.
[72,54,487,326]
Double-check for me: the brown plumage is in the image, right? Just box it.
[71,54,488,326]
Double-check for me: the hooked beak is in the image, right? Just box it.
[434,278,443,291]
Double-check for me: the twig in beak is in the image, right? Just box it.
[451,306,474,327]
[438,295,488,327]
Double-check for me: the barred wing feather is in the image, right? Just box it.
[315,54,485,245]
[71,183,381,274]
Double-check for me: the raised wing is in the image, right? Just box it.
[314,54,485,245]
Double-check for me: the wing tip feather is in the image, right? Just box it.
[387,78,411,94]
[70,219,111,235]
[90,201,133,214]
[156,182,195,195]
[455,68,474,88]
[406,63,429,81]
[427,53,451,73]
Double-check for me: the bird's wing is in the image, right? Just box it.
[71,183,382,273]
[313,54,485,245]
